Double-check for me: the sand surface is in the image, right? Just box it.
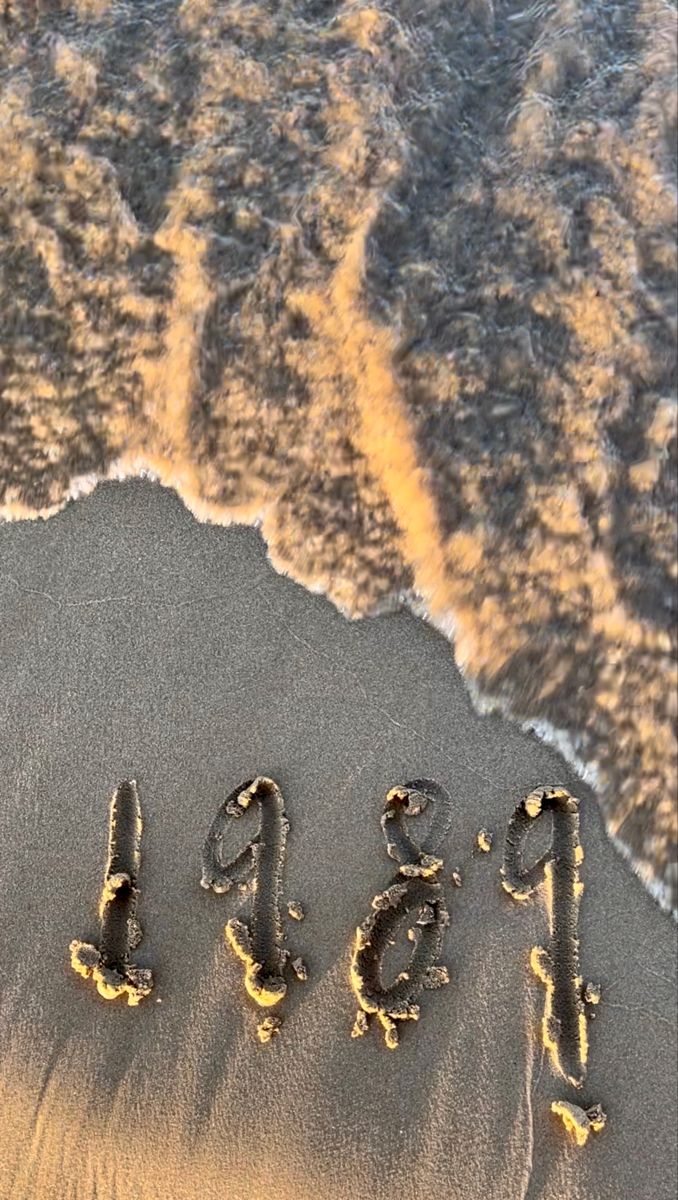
[1,0,676,909]
[0,480,675,1199]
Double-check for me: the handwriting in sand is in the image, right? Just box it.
[64,772,605,1141]
[501,785,605,1143]
[69,779,153,1005]
[201,776,307,1041]
[350,779,452,1048]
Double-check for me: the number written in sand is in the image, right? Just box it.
[70,779,153,1006]
[501,785,605,1146]
[350,779,453,1049]
[201,776,307,1042]
[65,774,604,1144]
[499,782,600,1094]
[501,785,600,1088]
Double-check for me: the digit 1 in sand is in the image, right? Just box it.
[69,779,153,1006]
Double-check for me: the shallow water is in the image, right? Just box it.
[1,0,676,907]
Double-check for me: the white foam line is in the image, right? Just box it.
[410,597,675,919]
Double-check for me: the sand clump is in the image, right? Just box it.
[551,1100,607,1147]
[475,829,493,854]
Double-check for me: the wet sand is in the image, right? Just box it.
[0,480,675,1199]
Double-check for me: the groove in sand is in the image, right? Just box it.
[69,779,153,1006]
[350,779,452,1049]
[501,785,599,1089]
[201,776,305,1041]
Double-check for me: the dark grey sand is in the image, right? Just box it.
[0,480,676,1199]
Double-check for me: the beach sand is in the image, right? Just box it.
[0,480,675,1199]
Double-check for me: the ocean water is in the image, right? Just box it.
[1,0,676,909]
